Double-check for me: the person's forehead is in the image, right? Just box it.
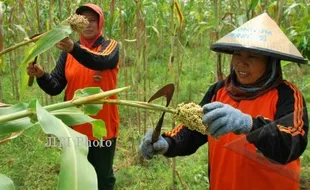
[81,10,98,18]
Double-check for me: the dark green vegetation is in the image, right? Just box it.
[0,0,310,189]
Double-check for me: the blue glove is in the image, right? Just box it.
[202,102,252,138]
[139,130,169,160]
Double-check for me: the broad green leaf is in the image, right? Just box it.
[21,24,72,66]
[27,99,38,123]
[0,102,28,115]
[91,120,106,140]
[0,97,107,138]
[51,107,107,138]
[20,24,73,97]
[27,99,37,111]
[36,102,98,190]
[74,87,102,97]
[0,103,35,135]
[52,107,107,140]
[73,87,103,115]
[0,174,15,190]
[0,118,35,135]
[51,107,96,126]
[51,107,107,139]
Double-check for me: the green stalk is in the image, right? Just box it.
[0,109,32,124]
[0,86,130,123]
[0,33,45,57]
[94,99,176,114]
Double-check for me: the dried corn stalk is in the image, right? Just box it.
[0,102,10,107]
[174,102,208,135]
[63,14,89,33]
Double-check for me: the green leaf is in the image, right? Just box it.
[19,24,73,97]
[0,97,107,138]
[51,107,107,139]
[27,99,37,111]
[51,107,107,140]
[0,118,35,135]
[27,99,38,123]
[51,107,100,126]
[36,101,98,190]
[0,103,35,135]
[91,120,106,140]
[0,174,15,190]
[73,87,103,115]
[0,103,28,115]
[21,25,72,66]
[73,87,102,98]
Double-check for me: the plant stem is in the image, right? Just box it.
[0,87,130,123]
[0,33,45,57]
[94,99,176,114]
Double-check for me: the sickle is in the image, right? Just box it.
[147,83,175,143]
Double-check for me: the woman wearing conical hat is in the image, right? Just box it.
[140,13,308,190]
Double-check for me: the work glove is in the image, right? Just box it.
[139,130,169,160]
[202,102,252,138]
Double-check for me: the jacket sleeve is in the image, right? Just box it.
[36,52,67,96]
[163,81,225,157]
[69,39,119,70]
[246,81,308,164]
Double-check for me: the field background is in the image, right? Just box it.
[0,0,309,189]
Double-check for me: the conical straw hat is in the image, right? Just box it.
[211,13,306,64]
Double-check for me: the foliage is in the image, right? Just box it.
[0,174,14,190]
[0,100,98,189]
[0,87,130,189]
[0,0,309,189]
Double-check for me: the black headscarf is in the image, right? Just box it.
[225,58,283,101]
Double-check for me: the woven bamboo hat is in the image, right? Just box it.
[211,13,306,64]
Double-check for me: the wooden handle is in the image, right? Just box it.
[151,112,165,143]
[27,55,38,87]
[28,76,35,86]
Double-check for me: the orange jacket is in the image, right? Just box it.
[65,42,119,140]
[163,80,308,190]
[37,37,120,140]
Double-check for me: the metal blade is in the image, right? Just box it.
[147,83,175,143]
[148,83,175,106]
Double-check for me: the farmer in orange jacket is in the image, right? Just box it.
[140,13,308,190]
[27,3,119,190]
